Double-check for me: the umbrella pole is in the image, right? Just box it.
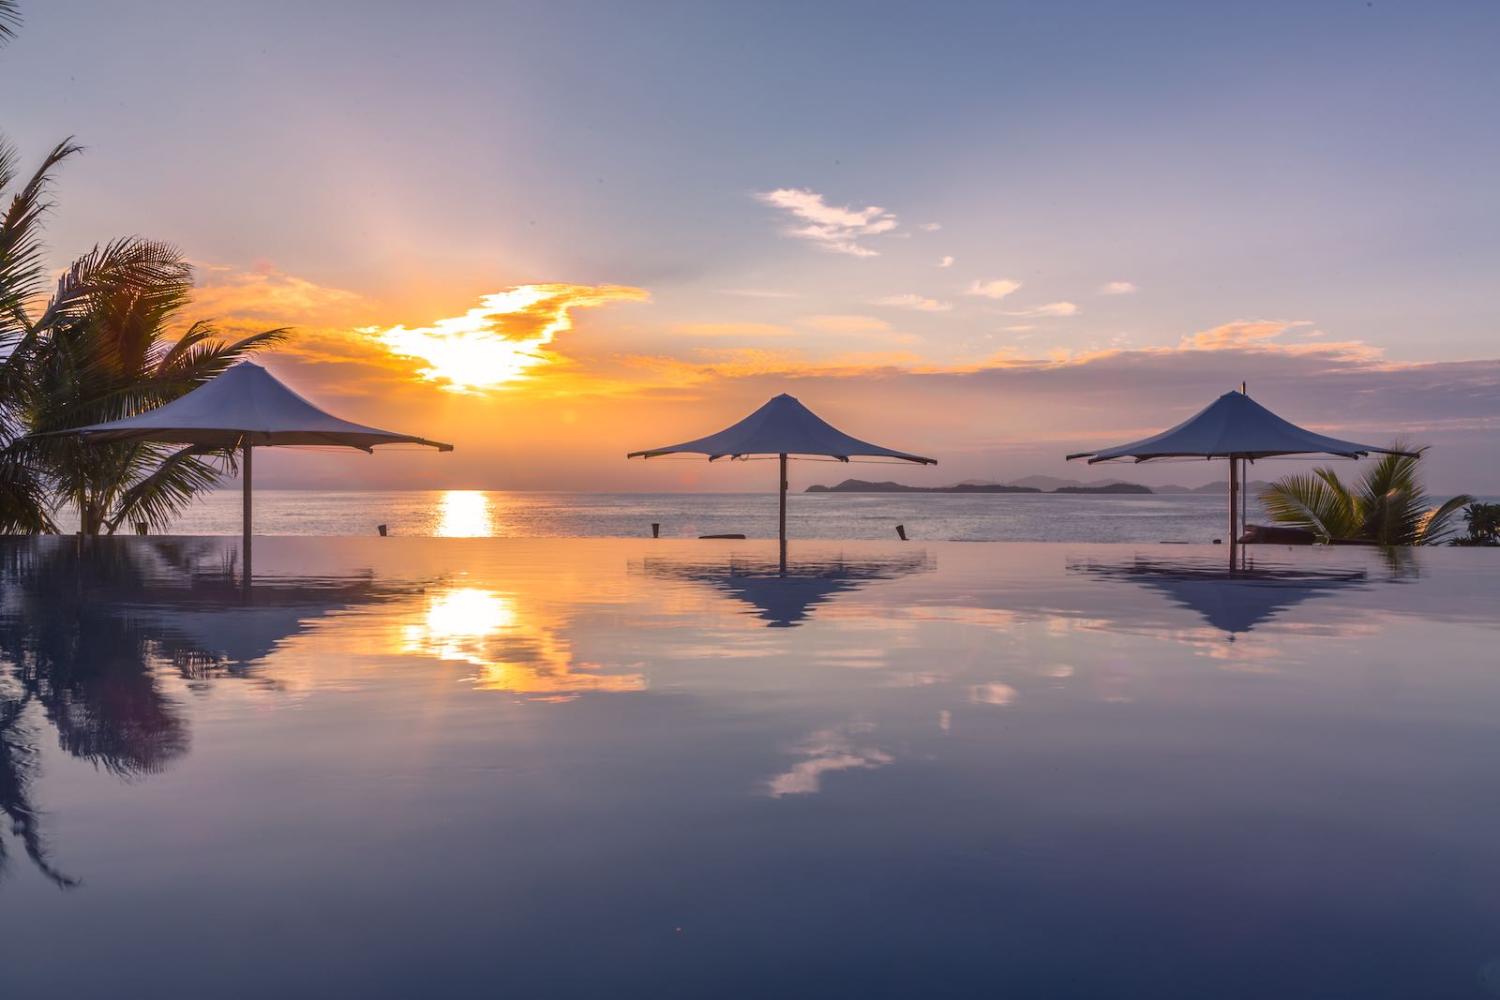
[1228,454,1238,571]
[242,443,252,592]
[778,452,788,576]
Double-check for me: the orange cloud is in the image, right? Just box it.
[673,321,796,338]
[371,283,649,393]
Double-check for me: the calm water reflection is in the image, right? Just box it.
[1,536,1498,999]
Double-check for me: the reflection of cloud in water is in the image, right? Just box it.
[765,723,892,797]
[399,586,645,699]
[1070,556,1368,636]
[640,551,933,628]
[969,682,1018,706]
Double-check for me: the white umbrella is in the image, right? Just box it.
[1067,387,1414,563]
[629,393,935,566]
[58,361,452,585]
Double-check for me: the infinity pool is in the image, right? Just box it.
[1,538,1497,998]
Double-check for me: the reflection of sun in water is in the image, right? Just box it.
[436,490,492,537]
[407,587,514,663]
[400,585,645,699]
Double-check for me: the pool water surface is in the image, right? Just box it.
[1,537,1497,998]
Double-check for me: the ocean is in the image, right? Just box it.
[58,488,1265,543]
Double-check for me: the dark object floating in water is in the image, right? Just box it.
[699,533,746,540]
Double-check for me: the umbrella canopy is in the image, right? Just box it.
[66,361,453,452]
[1066,390,1402,464]
[53,361,451,590]
[1067,388,1414,566]
[628,394,935,567]
[628,393,936,464]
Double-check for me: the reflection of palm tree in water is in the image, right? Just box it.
[0,541,192,887]
[0,698,80,887]
[0,537,406,887]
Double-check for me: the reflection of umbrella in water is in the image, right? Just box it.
[1072,556,1368,635]
[641,551,932,628]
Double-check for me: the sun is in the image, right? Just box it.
[371,283,648,393]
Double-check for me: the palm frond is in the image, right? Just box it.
[23,237,189,349]
[1259,472,1345,540]
[107,445,228,534]
[0,0,20,43]
[0,444,54,533]
[155,326,288,384]
[0,136,83,338]
[1416,494,1475,546]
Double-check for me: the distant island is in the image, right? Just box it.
[805,476,1274,495]
[809,478,1150,495]
[806,479,1042,494]
[1053,483,1152,494]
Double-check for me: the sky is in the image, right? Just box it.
[3,0,1497,491]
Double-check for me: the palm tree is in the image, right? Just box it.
[1,125,283,535]
[1,134,82,532]
[15,239,284,534]
[1258,445,1472,546]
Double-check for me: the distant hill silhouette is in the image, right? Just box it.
[806,476,1272,496]
[805,479,1041,494]
[1054,482,1152,494]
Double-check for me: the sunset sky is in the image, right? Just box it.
[3,1,1497,491]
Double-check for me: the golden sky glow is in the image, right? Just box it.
[369,283,648,393]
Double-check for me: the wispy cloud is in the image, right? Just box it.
[674,321,795,338]
[765,724,892,797]
[967,278,1022,300]
[799,314,893,334]
[1099,280,1137,295]
[716,288,801,299]
[919,222,942,232]
[938,255,955,268]
[1004,301,1078,318]
[874,293,952,313]
[1182,319,1311,350]
[754,187,898,257]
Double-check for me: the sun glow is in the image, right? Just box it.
[435,490,492,537]
[372,283,648,393]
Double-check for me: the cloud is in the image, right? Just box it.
[938,255,955,268]
[372,284,649,393]
[186,264,368,327]
[874,293,952,313]
[799,314,893,334]
[765,724,893,797]
[674,321,795,338]
[1004,301,1079,318]
[919,222,942,232]
[716,288,800,299]
[754,187,898,257]
[967,278,1022,300]
[1100,281,1137,295]
[1182,319,1311,350]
